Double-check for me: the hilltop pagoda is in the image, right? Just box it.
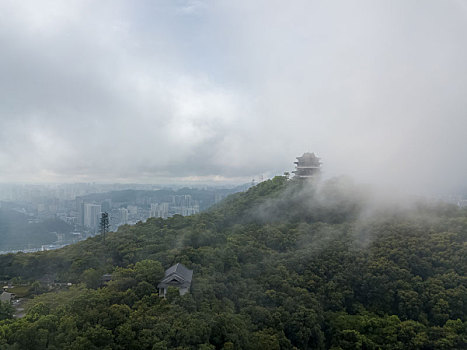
[292,152,321,179]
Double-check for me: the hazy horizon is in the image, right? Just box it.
[1,1,467,195]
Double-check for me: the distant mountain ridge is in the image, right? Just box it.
[0,208,73,250]
[79,185,250,211]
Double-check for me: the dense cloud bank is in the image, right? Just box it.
[0,1,466,194]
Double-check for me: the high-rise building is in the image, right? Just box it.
[118,208,129,225]
[76,198,85,226]
[172,195,193,207]
[83,203,102,231]
[150,203,158,218]
[150,203,169,219]
[160,203,169,218]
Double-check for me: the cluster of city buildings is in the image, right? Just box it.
[0,184,239,254]
[76,194,201,233]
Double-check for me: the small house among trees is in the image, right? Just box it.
[157,263,193,297]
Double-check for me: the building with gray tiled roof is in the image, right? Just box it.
[157,263,193,297]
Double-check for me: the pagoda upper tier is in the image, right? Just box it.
[292,152,321,179]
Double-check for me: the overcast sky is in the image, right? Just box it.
[0,0,466,193]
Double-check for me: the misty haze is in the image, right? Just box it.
[0,1,466,349]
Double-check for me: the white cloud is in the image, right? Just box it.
[0,0,466,193]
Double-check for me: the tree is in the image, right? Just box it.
[80,268,102,289]
[100,212,110,242]
[0,301,14,320]
[134,260,164,285]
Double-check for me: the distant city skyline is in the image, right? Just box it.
[0,183,244,253]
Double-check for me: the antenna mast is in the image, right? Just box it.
[100,212,109,243]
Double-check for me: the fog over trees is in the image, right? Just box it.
[0,1,466,349]
[0,177,466,348]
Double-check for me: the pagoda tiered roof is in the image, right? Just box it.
[292,152,321,178]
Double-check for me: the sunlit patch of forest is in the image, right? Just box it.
[0,176,466,349]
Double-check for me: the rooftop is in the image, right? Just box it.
[163,263,193,282]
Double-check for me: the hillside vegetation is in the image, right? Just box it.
[0,176,466,349]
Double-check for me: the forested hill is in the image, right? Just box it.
[0,176,466,349]
[0,209,73,250]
